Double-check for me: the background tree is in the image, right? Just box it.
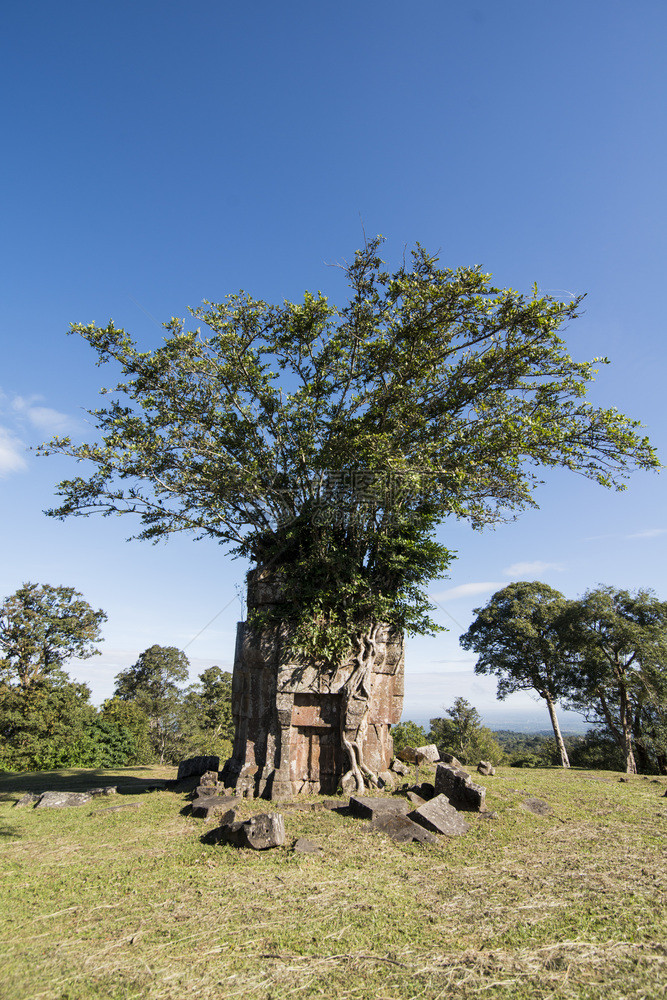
[179,666,234,760]
[99,696,154,764]
[564,587,667,774]
[113,645,189,763]
[460,581,575,767]
[40,238,658,789]
[0,583,106,690]
[429,697,505,765]
[390,719,428,754]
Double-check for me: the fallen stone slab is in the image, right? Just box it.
[349,796,410,821]
[87,786,117,797]
[521,797,552,816]
[14,792,42,808]
[371,812,437,844]
[216,813,285,850]
[407,791,427,807]
[438,752,464,768]
[435,764,486,812]
[397,746,428,765]
[191,795,239,820]
[177,755,220,781]
[408,794,470,836]
[414,744,440,763]
[35,791,92,809]
[293,837,323,854]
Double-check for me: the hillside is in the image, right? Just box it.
[1,765,665,999]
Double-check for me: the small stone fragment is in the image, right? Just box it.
[35,791,92,809]
[293,837,323,853]
[340,772,358,796]
[409,794,470,836]
[371,812,437,844]
[477,761,495,776]
[88,786,117,796]
[378,770,396,791]
[407,791,427,806]
[219,813,285,850]
[199,771,219,787]
[619,776,631,783]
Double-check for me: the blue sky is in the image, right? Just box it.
[1,2,666,731]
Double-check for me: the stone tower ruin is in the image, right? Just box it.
[222,567,405,798]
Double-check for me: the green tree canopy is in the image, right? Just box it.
[0,583,106,690]
[114,645,189,763]
[564,587,667,774]
[460,581,575,767]
[429,697,504,765]
[40,238,658,665]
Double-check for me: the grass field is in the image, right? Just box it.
[0,764,666,1000]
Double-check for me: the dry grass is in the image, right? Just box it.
[1,765,666,999]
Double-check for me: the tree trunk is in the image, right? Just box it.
[620,688,637,774]
[340,625,382,793]
[544,693,570,767]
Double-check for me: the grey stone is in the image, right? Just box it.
[619,776,631,783]
[407,791,427,806]
[35,791,92,809]
[87,786,117,796]
[191,796,239,820]
[390,759,409,776]
[409,794,470,836]
[435,764,486,812]
[177,755,220,781]
[477,761,495,776]
[217,812,285,849]
[521,797,552,816]
[349,796,410,821]
[414,744,440,763]
[293,837,323,853]
[378,770,397,791]
[340,772,358,796]
[14,792,42,807]
[199,771,219,787]
[371,811,437,844]
[438,752,463,768]
[397,746,428,764]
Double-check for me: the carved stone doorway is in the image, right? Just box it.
[288,693,344,795]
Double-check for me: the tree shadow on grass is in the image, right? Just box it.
[0,767,172,796]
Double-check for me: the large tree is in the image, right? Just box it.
[40,238,658,787]
[460,582,575,767]
[564,587,667,774]
[0,583,106,691]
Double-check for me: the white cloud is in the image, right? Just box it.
[0,426,27,475]
[503,560,564,576]
[624,528,667,540]
[430,581,504,602]
[11,395,77,435]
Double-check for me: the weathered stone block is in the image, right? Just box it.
[14,792,42,807]
[477,761,495,776]
[409,794,470,836]
[371,812,437,844]
[217,813,285,849]
[349,796,410,821]
[414,744,440,763]
[435,764,486,812]
[35,791,92,808]
[191,796,239,820]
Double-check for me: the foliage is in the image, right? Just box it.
[567,728,627,772]
[564,587,667,774]
[179,666,234,760]
[391,719,427,753]
[429,698,505,765]
[114,645,190,763]
[40,237,658,668]
[100,696,155,764]
[0,582,106,690]
[460,582,575,766]
[0,674,138,771]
